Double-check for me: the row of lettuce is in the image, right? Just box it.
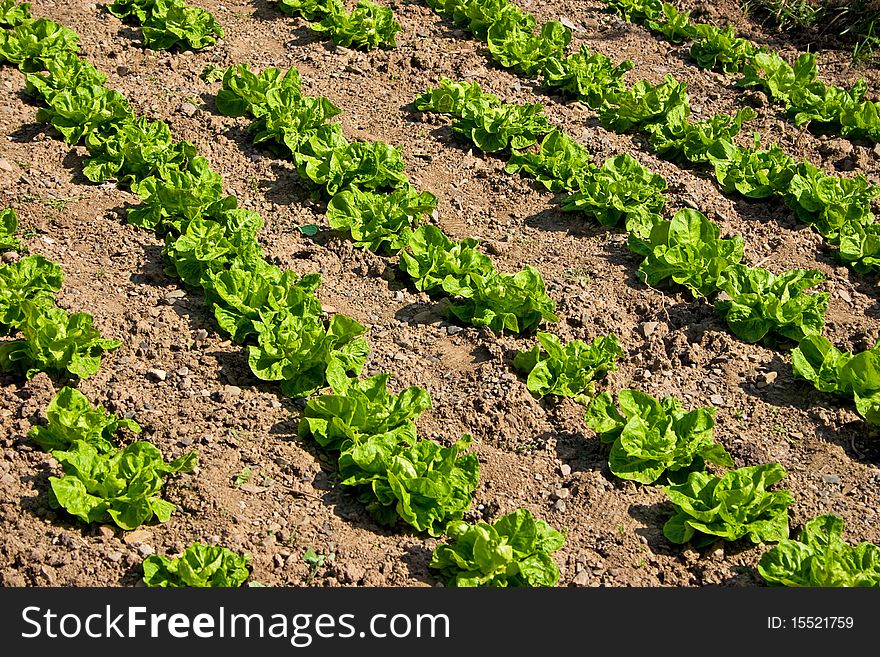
[2,4,877,587]
[410,79,879,585]
[0,4,570,588]
[601,0,880,144]
[423,0,880,276]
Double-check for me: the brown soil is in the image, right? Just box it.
[1,0,879,588]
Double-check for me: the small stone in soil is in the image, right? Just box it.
[822,474,841,485]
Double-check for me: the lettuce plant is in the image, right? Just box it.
[792,335,880,425]
[646,106,756,164]
[513,332,624,399]
[759,515,880,587]
[452,101,551,153]
[248,311,369,398]
[143,543,252,587]
[326,184,437,254]
[48,441,197,530]
[598,74,688,133]
[0,207,19,252]
[486,18,570,76]
[0,0,30,27]
[586,389,732,484]
[429,508,565,587]
[35,83,132,144]
[299,363,432,452]
[714,265,828,344]
[561,153,667,234]
[338,434,479,536]
[689,23,759,74]
[311,1,402,50]
[505,129,596,192]
[29,386,141,454]
[663,463,794,547]
[204,259,323,344]
[0,255,63,333]
[0,300,121,379]
[82,116,196,186]
[0,17,79,72]
[628,209,744,298]
[109,0,223,51]
[708,138,796,199]
[542,45,633,109]
[414,78,500,116]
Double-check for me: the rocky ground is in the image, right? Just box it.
[1,0,879,588]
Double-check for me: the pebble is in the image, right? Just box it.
[2,251,20,264]
[0,158,13,172]
[571,570,591,586]
[123,529,152,546]
[553,499,567,512]
[551,488,571,501]
[822,474,841,485]
[394,291,405,302]
[194,329,209,341]
[106,550,124,562]
[147,368,167,382]
[180,102,197,117]
[223,385,242,397]
[560,464,571,477]
[138,544,155,557]
[641,321,658,337]
[710,394,724,406]
[446,325,463,336]
[838,288,852,303]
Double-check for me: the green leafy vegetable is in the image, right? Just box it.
[338,433,479,536]
[561,153,667,234]
[48,440,196,530]
[143,543,251,587]
[299,363,432,452]
[204,259,322,344]
[248,311,369,398]
[0,300,121,379]
[758,515,880,587]
[513,332,624,399]
[452,101,551,153]
[628,209,744,298]
[598,74,688,133]
[0,255,64,335]
[0,207,20,252]
[0,17,79,72]
[311,1,402,50]
[29,386,140,454]
[663,463,794,547]
[542,45,633,109]
[429,508,565,587]
[486,18,570,76]
[109,0,223,51]
[714,264,828,343]
[792,335,880,425]
[327,184,437,254]
[505,129,595,192]
[585,389,732,484]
